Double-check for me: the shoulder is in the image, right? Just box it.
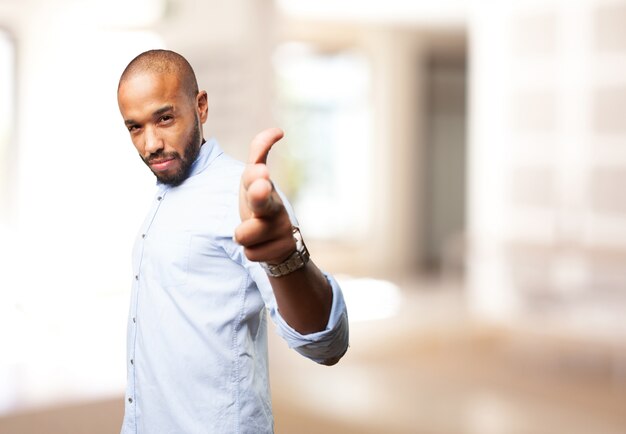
[189,149,243,193]
[211,152,245,179]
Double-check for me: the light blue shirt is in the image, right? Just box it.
[120,139,349,434]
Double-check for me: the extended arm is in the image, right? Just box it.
[234,128,334,335]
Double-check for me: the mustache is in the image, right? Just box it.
[144,150,180,164]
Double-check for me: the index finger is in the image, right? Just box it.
[248,127,284,165]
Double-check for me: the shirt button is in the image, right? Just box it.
[133,317,136,323]
[130,359,134,365]
[157,196,162,201]
[128,397,133,403]
[142,234,146,238]
[135,275,139,280]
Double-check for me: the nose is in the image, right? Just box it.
[144,127,164,155]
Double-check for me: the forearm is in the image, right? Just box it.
[269,259,333,335]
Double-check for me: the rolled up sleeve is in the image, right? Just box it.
[270,273,349,365]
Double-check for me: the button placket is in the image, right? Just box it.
[127,187,168,422]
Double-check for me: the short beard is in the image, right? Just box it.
[143,120,202,187]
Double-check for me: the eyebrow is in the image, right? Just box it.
[153,105,174,118]
[124,105,175,126]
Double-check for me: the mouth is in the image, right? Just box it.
[149,157,177,172]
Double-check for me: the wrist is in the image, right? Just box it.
[260,227,310,277]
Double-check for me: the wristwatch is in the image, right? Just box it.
[261,227,310,277]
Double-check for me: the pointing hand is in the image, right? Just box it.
[235,128,296,265]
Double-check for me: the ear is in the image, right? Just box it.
[197,90,208,123]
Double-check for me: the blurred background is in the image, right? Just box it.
[1,0,626,432]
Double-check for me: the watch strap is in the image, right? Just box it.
[260,227,310,277]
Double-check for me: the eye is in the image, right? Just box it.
[128,125,140,133]
[159,115,174,124]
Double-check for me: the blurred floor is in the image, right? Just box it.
[1,278,625,434]
[0,398,123,434]
[271,277,626,434]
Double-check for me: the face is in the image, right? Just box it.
[117,71,208,186]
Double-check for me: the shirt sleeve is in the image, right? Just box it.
[225,245,349,365]
[268,271,350,365]
[220,178,349,365]
[269,186,349,364]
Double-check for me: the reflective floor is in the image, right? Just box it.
[1,279,625,434]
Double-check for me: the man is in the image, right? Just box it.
[116,49,349,433]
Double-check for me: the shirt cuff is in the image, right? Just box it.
[271,273,350,364]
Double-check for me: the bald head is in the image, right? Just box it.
[118,49,199,101]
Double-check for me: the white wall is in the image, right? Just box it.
[467,0,626,333]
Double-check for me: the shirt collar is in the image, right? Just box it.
[157,137,223,188]
[188,137,222,178]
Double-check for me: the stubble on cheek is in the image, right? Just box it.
[142,122,202,186]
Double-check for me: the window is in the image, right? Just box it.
[273,43,372,240]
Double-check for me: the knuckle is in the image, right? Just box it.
[234,229,247,245]
[243,247,260,262]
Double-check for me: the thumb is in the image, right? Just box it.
[247,127,284,165]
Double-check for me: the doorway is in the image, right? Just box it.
[422,44,467,277]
